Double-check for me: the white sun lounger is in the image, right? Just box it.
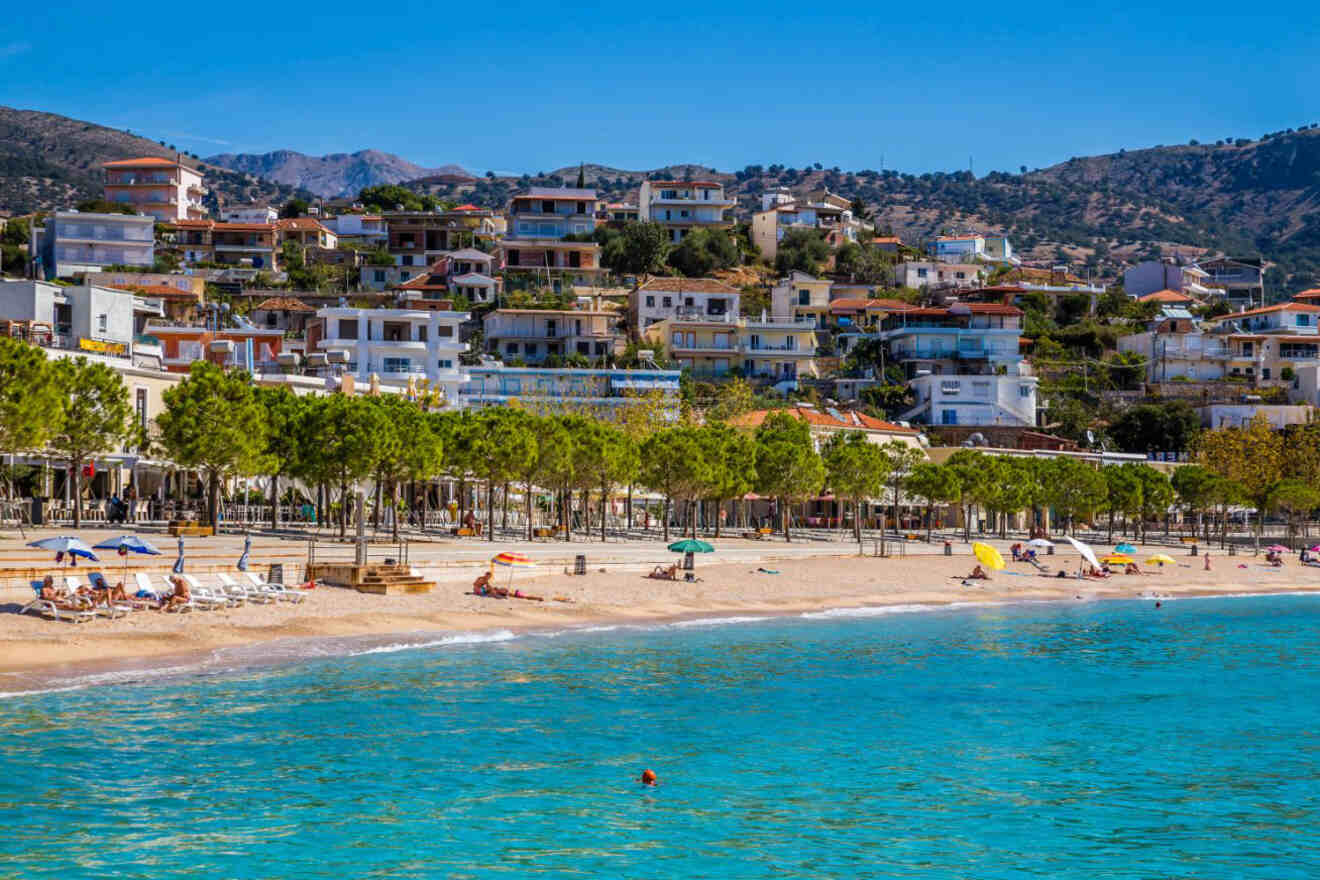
[21,581,95,624]
[176,574,232,610]
[65,575,130,619]
[216,573,275,604]
[243,571,305,603]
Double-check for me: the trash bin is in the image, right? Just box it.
[30,497,46,526]
[1189,544,1198,556]
[574,554,586,576]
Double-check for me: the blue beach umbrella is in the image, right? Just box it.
[237,534,251,572]
[28,536,98,567]
[94,535,162,578]
[172,536,185,574]
[1115,543,1137,555]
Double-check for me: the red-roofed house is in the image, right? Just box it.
[103,156,206,222]
[726,405,925,454]
[1137,288,1201,306]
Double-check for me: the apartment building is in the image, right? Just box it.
[145,323,288,374]
[385,209,505,267]
[637,180,736,244]
[1199,257,1265,307]
[630,277,741,332]
[309,306,470,403]
[483,309,624,365]
[276,218,338,250]
[752,193,861,261]
[223,206,279,224]
[321,213,387,246]
[171,220,281,271]
[928,233,1016,265]
[1123,259,1217,300]
[461,364,681,419]
[39,212,155,279]
[770,272,833,327]
[893,261,985,290]
[643,312,818,387]
[102,156,206,222]
[0,279,162,367]
[879,302,1037,427]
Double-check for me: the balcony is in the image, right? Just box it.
[671,341,736,353]
[744,316,816,329]
[743,343,814,356]
[214,242,273,252]
[649,194,736,206]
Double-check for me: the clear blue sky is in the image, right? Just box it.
[4,1,1317,176]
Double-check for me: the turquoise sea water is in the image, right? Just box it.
[3,595,1320,878]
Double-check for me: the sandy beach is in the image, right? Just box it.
[4,535,1319,692]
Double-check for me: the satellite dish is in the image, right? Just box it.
[1086,429,1095,446]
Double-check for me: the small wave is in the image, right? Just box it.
[350,630,517,656]
[669,615,768,628]
[801,601,1003,620]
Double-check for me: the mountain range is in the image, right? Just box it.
[203,150,473,197]
[1,106,1318,291]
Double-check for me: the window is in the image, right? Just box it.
[382,357,411,374]
[97,314,108,334]
[505,343,518,354]
[568,251,581,269]
[685,297,694,307]
[576,201,586,215]
[402,255,414,266]
[436,325,453,338]
[577,342,589,354]
[941,409,958,425]
[373,270,385,283]
[1262,368,1271,380]
[595,342,606,355]
[1299,315,1311,327]
[135,388,148,429]
[525,343,538,356]
[437,359,453,369]
[400,271,410,281]
[798,289,810,306]
[541,201,555,213]
[645,295,655,307]
[662,296,672,308]
[417,326,428,342]
[917,268,928,279]
[506,249,521,266]
[337,319,359,339]
[1019,385,1032,398]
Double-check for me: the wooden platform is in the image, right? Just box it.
[306,563,434,594]
[168,520,213,537]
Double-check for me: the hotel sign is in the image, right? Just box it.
[80,338,128,356]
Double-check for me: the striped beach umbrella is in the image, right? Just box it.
[491,552,533,588]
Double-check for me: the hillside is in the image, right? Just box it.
[0,106,308,215]
[204,149,472,197]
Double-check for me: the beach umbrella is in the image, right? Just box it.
[1064,535,1100,571]
[1027,538,1054,548]
[667,539,714,554]
[94,535,162,580]
[172,535,185,574]
[972,541,1005,571]
[1115,543,1137,555]
[28,536,98,567]
[1101,553,1133,565]
[237,534,251,572]
[1147,554,1176,566]
[491,552,533,588]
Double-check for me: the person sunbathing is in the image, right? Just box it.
[1265,551,1284,567]
[160,576,191,612]
[649,564,678,580]
[968,565,991,580]
[472,570,493,595]
[1124,562,1144,575]
[1087,565,1110,579]
[511,589,544,602]
[1010,543,1023,561]
[38,575,60,602]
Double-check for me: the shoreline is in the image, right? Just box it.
[4,552,1320,697]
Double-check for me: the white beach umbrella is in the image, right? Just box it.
[1064,535,1100,570]
[1027,538,1054,548]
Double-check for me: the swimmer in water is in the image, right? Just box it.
[640,769,658,786]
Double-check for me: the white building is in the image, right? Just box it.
[313,306,469,405]
[322,213,388,247]
[629,277,741,333]
[894,261,985,290]
[1122,259,1217,300]
[38,212,155,280]
[0,280,162,367]
[637,180,736,243]
[222,206,279,224]
[461,363,681,418]
[928,234,1016,265]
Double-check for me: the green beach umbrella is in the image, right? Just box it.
[667,539,714,554]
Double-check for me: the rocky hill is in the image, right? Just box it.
[204,149,472,197]
[0,106,309,216]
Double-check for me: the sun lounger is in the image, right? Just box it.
[87,571,143,614]
[177,574,235,609]
[217,573,275,604]
[65,575,129,619]
[21,581,95,624]
[243,572,304,603]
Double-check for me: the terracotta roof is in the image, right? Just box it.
[897,303,1023,318]
[275,218,329,232]
[454,204,479,211]
[1209,303,1320,320]
[1138,289,1197,303]
[636,276,738,294]
[1292,289,1320,300]
[103,156,181,168]
[871,236,902,244]
[254,296,314,312]
[829,298,917,313]
[728,406,919,434]
[397,274,447,291]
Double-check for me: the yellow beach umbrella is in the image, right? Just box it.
[972,542,1005,571]
[1101,553,1133,565]
[1147,554,1176,566]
